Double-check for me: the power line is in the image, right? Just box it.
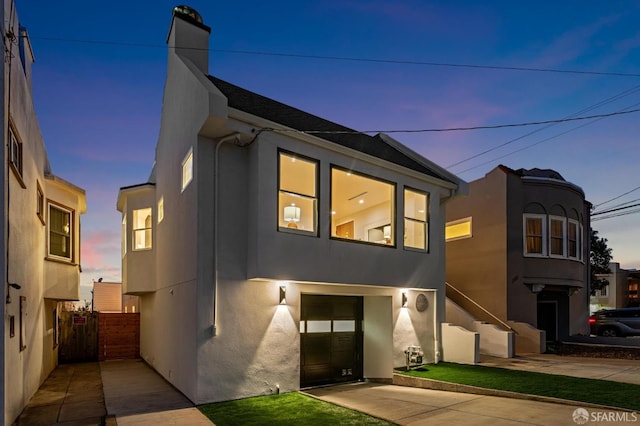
[262,108,639,135]
[447,84,640,169]
[591,203,640,216]
[28,35,640,78]
[593,185,640,209]
[592,208,640,222]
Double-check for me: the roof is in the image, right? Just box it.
[514,167,565,181]
[207,76,454,184]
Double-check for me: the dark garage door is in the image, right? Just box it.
[300,295,363,388]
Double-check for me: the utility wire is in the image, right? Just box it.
[262,109,639,135]
[28,35,640,78]
[592,208,640,222]
[593,185,640,208]
[447,84,640,168]
[592,198,640,213]
[591,203,640,216]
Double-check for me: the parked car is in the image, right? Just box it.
[589,307,640,337]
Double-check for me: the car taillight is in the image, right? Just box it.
[588,316,596,324]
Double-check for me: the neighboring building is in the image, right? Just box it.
[590,263,640,312]
[92,280,140,313]
[117,7,466,404]
[2,3,87,423]
[445,165,590,346]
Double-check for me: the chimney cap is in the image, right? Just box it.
[173,5,203,24]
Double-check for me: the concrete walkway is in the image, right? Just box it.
[15,354,640,425]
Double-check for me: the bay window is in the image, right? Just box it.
[133,208,152,250]
[49,203,72,260]
[524,214,546,256]
[549,216,566,256]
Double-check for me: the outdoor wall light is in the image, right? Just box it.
[6,282,21,304]
[279,285,287,305]
[401,291,408,308]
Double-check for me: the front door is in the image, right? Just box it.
[300,295,363,388]
[537,300,558,341]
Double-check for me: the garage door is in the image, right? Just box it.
[300,295,363,388]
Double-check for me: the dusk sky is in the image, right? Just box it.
[18,1,640,303]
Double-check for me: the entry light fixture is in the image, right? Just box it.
[401,290,408,308]
[283,205,301,229]
[279,285,287,305]
[6,282,21,304]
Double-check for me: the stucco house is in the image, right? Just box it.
[590,263,640,312]
[117,6,466,404]
[2,2,87,423]
[445,165,590,351]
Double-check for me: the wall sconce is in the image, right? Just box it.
[6,282,21,304]
[283,205,301,229]
[279,286,287,305]
[401,291,408,308]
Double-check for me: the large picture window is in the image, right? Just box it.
[331,167,395,246]
[49,203,73,260]
[133,208,152,250]
[404,188,428,250]
[524,214,546,256]
[278,151,318,234]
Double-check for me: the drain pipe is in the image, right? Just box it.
[433,289,440,363]
[211,132,241,336]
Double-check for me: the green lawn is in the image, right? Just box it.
[402,362,640,411]
[198,392,393,426]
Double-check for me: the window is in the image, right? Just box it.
[278,151,318,234]
[49,203,72,260]
[181,148,193,191]
[404,188,428,250]
[568,219,580,259]
[36,183,44,224]
[132,208,152,250]
[549,216,566,256]
[121,215,127,257]
[9,125,23,180]
[523,214,546,256]
[446,217,472,242]
[331,167,395,246]
[158,196,164,223]
[600,286,608,297]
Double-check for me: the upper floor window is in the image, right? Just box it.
[158,196,164,223]
[36,183,45,224]
[121,216,127,257]
[9,125,23,180]
[49,203,73,260]
[181,148,193,191]
[404,188,428,250]
[278,151,318,234]
[524,214,546,256]
[568,219,581,260]
[133,208,152,250]
[446,217,472,242]
[331,167,395,246]
[549,216,566,257]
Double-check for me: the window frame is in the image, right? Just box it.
[181,148,193,192]
[9,122,25,188]
[523,213,547,257]
[157,196,164,224]
[47,201,74,262]
[445,216,473,242]
[403,187,429,252]
[548,215,566,258]
[567,219,581,260]
[330,165,396,248]
[132,207,153,251]
[36,182,45,225]
[121,215,127,257]
[277,149,319,236]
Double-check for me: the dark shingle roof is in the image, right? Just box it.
[208,76,452,183]
[514,167,565,181]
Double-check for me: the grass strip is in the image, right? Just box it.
[199,392,393,426]
[402,362,640,411]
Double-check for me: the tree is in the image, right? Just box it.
[590,229,613,295]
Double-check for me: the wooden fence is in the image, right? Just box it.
[59,312,140,363]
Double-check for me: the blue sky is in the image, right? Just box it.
[17,1,640,303]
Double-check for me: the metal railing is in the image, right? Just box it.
[445,281,515,332]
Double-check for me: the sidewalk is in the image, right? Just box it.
[15,359,211,425]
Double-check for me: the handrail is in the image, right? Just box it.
[445,281,515,333]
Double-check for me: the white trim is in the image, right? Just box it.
[523,214,547,257]
[548,215,567,258]
[567,219,580,260]
[47,202,74,262]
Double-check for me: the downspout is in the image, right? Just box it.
[433,289,440,363]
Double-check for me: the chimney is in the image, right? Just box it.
[167,5,211,74]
